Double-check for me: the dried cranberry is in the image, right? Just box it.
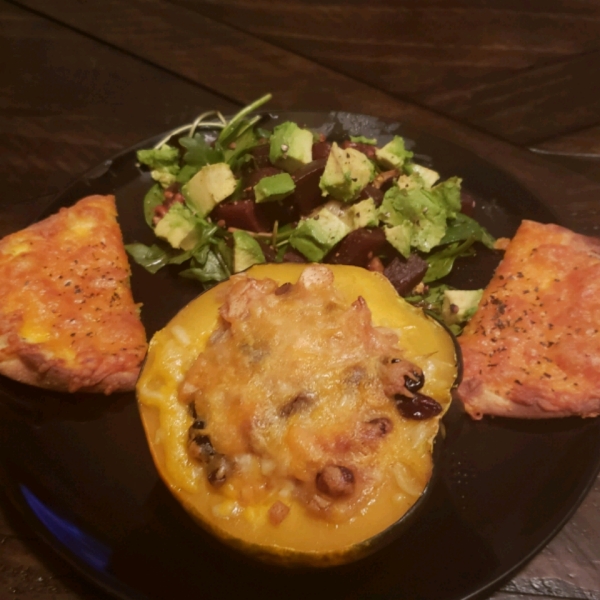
[394,393,442,420]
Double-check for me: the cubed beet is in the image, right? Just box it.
[383,255,429,296]
[326,228,387,268]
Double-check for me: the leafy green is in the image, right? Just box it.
[441,212,495,249]
[222,126,261,170]
[176,164,200,185]
[180,247,231,284]
[143,184,165,228]
[179,134,224,167]
[125,243,184,274]
[217,93,272,148]
[424,238,476,283]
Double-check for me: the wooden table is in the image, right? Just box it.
[1,1,600,598]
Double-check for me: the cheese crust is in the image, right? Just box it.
[0,195,147,394]
[457,220,600,419]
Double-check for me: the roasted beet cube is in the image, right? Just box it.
[211,200,270,232]
[312,141,332,160]
[357,184,384,207]
[383,255,428,296]
[289,159,327,215]
[250,143,272,168]
[341,140,377,160]
[326,228,387,268]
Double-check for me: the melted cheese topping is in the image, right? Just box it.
[458,220,600,418]
[0,195,147,393]
[138,264,457,557]
[181,267,429,523]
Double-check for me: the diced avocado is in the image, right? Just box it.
[350,198,378,229]
[319,142,375,203]
[183,163,237,217]
[254,173,296,203]
[289,207,352,262]
[375,136,413,170]
[269,122,313,173]
[379,185,453,253]
[154,203,199,251]
[442,289,483,326]
[412,164,440,189]
[233,230,266,273]
[384,222,412,258]
[397,174,421,191]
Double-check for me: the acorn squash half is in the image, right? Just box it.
[136,263,458,566]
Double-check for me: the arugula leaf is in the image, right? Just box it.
[223,126,260,169]
[217,93,272,147]
[180,249,231,284]
[179,133,224,167]
[424,238,476,283]
[125,243,182,274]
[441,212,495,249]
[143,184,164,228]
[255,127,272,140]
[176,164,200,185]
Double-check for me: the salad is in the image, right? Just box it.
[127,94,496,334]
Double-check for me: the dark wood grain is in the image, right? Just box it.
[0,1,236,205]
[8,0,600,236]
[536,125,600,155]
[167,0,600,145]
[427,50,600,145]
[1,1,600,599]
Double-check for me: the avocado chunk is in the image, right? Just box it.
[269,122,313,173]
[154,203,199,251]
[350,198,378,229]
[254,173,296,203]
[319,142,375,203]
[411,164,440,189]
[233,230,266,273]
[442,289,483,326]
[289,207,352,262]
[384,222,412,258]
[375,136,413,170]
[183,163,237,217]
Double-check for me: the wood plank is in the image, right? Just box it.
[426,50,600,145]
[170,0,600,96]
[0,0,236,204]
[535,125,600,155]
[10,0,600,237]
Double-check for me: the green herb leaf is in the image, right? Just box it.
[441,212,496,249]
[217,93,272,148]
[180,249,230,284]
[179,133,224,167]
[143,184,164,228]
[125,243,179,274]
[176,164,200,185]
[424,238,476,283]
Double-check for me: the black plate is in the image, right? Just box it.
[1,112,599,600]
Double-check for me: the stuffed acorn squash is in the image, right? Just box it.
[136,264,458,566]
